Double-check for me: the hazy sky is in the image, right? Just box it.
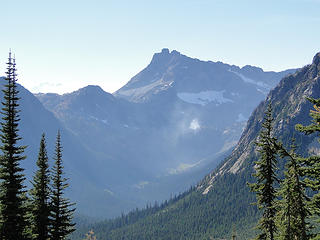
[0,0,319,94]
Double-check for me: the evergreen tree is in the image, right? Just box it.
[248,104,279,240]
[0,52,28,239]
[50,131,75,240]
[30,134,51,240]
[296,97,320,237]
[276,140,311,240]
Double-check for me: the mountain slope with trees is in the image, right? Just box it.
[72,52,320,239]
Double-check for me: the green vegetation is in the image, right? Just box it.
[72,175,258,239]
[0,51,28,239]
[0,53,75,240]
[296,98,320,239]
[248,97,320,240]
[51,131,76,240]
[249,105,315,240]
[276,141,311,240]
[296,98,320,220]
[29,134,51,240]
[248,104,279,240]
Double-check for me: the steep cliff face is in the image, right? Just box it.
[200,52,320,195]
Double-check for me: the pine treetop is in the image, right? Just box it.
[30,133,51,240]
[0,52,28,240]
[51,131,76,240]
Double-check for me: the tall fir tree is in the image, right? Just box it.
[50,131,75,240]
[296,97,320,238]
[276,140,311,240]
[30,134,51,240]
[248,104,279,240]
[0,52,28,239]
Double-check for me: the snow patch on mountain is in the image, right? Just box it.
[177,90,233,106]
[117,79,174,101]
[228,69,271,93]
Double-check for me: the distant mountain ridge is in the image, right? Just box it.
[35,49,297,218]
[0,79,120,217]
[74,52,320,239]
[115,48,295,102]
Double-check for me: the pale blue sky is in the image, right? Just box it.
[0,0,319,94]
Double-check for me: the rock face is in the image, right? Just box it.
[201,50,320,193]
[34,49,297,218]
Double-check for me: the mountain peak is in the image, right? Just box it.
[313,52,320,66]
[71,85,114,101]
[150,48,182,64]
[241,65,263,73]
[161,48,170,54]
[159,48,180,56]
[76,85,106,95]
